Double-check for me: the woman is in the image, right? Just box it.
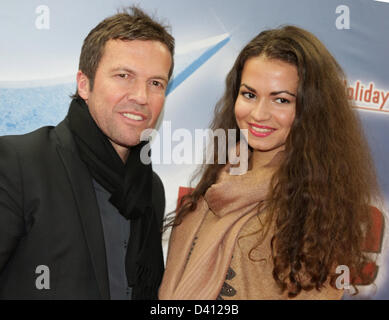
[159,26,379,300]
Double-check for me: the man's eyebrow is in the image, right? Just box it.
[111,67,168,82]
[240,84,296,97]
[111,67,135,74]
[152,75,169,83]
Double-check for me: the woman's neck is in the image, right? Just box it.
[251,147,284,170]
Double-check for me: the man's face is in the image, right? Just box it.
[77,39,172,159]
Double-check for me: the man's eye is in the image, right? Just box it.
[117,74,128,79]
[151,80,164,88]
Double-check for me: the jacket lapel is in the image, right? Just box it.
[54,120,110,299]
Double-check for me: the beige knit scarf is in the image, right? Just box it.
[159,152,282,300]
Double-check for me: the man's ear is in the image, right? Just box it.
[77,71,90,101]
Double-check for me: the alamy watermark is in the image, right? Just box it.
[335,5,350,30]
[35,265,50,290]
[335,265,351,290]
[33,264,350,291]
[35,5,50,30]
[140,121,249,175]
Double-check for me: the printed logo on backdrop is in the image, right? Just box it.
[347,80,389,113]
[334,4,389,115]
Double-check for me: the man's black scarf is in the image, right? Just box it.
[67,98,163,299]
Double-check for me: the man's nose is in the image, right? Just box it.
[128,79,148,105]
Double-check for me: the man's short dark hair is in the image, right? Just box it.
[73,6,175,99]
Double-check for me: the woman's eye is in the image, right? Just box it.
[242,91,256,99]
[275,97,290,104]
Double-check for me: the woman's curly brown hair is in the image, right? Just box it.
[170,25,380,297]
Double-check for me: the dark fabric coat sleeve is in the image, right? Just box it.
[0,138,25,274]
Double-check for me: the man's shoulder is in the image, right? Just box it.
[0,126,55,148]
[0,124,64,157]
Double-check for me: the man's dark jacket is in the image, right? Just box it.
[0,119,165,299]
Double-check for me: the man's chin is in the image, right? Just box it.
[115,139,141,148]
[108,136,142,156]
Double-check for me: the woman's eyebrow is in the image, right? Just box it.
[270,90,297,97]
[240,84,296,97]
[240,83,256,93]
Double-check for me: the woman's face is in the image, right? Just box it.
[235,56,298,158]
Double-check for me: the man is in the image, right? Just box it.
[0,6,174,299]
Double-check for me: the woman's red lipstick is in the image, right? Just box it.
[248,123,276,137]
